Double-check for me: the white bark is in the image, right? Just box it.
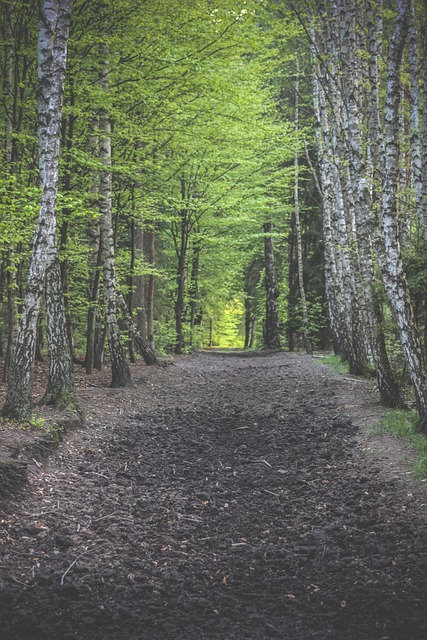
[294,57,312,355]
[3,0,73,419]
[316,20,366,371]
[311,38,346,355]
[99,42,131,388]
[408,0,426,236]
[422,4,427,223]
[380,0,427,428]
[336,0,401,405]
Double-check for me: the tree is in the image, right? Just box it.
[263,219,281,348]
[3,0,74,419]
[293,56,312,355]
[98,42,131,387]
[378,0,427,428]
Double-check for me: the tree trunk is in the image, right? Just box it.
[85,116,101,375]
[145,222,156,349]
[175,249,186,355]
[117,295,159,365]
[408,0,426,235]
[2,5,18,380]
[59,102,76,359]
[243,260,258,350]
[133,220,147,340]
[244,296,251,349]
[294,57,312,355]
[94,322,106,371]
[337,0,401,406]
[43,258,75,407]
[263,220,280,349]
[189,232,201,347]
[325,5,369,375]
[2,0,73,419]
[422,1,427,239]
[380,0,427,429]
[287,223,296,352]
[311,52,348,360]
[98,42,131,388]
[127,217,137,363]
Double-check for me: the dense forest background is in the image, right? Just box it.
[2,0,427,428]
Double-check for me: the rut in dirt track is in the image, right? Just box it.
[1,351,427,640]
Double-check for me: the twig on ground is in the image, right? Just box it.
[12,577,31,587]
[60,542,109,586]
[254,459,272,468]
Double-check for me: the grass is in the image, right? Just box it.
[315,354,427,478]
[316,353,349,375]
[375,409,427,478]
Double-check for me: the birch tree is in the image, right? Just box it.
[335,0,401,406]
[263,219,281,349]
[407,0,425,235]
[44,258,75,406]
[2,0,74,419]
[98,42,131,387]
[294,57,312,355]
[379,0,427,428]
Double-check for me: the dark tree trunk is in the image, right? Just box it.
[86,241,102,374]
[145,223,156,349]
[117,295,159,365]
[59,104,76,359]
[98,42,131,388]
[85,116,101,375]
[189,234,201,347]
[35,315,45,363]
[127,217,137,364]
[244,297,251,349]
[175,249,187,355]
[263,220,281,349]
[134,220,147,340]
[294,57,312,355]
[93,322,106,371]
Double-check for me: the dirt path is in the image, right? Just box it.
[1,351,427,640]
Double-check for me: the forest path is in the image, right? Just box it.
[1,351,427,639]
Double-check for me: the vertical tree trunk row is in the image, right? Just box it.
[3,0,74,419]
[294,56,312,355]
[379,0,427,429]
[263,220,280,349]
[98,42,131,388]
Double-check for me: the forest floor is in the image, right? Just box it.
[1,350,427,639]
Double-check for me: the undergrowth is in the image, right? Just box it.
[375,409,427,478]
[316,354,349,375]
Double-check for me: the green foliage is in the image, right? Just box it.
[0,175,40,251]
[0,0,323,365]
[209,297,245,348]
[28,415,47,430]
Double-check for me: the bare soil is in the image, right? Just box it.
[1,350,427,640]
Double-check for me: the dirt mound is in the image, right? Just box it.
[1,352,426,639]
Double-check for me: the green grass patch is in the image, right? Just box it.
[316,354,349,375]
[376,409,427,478]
